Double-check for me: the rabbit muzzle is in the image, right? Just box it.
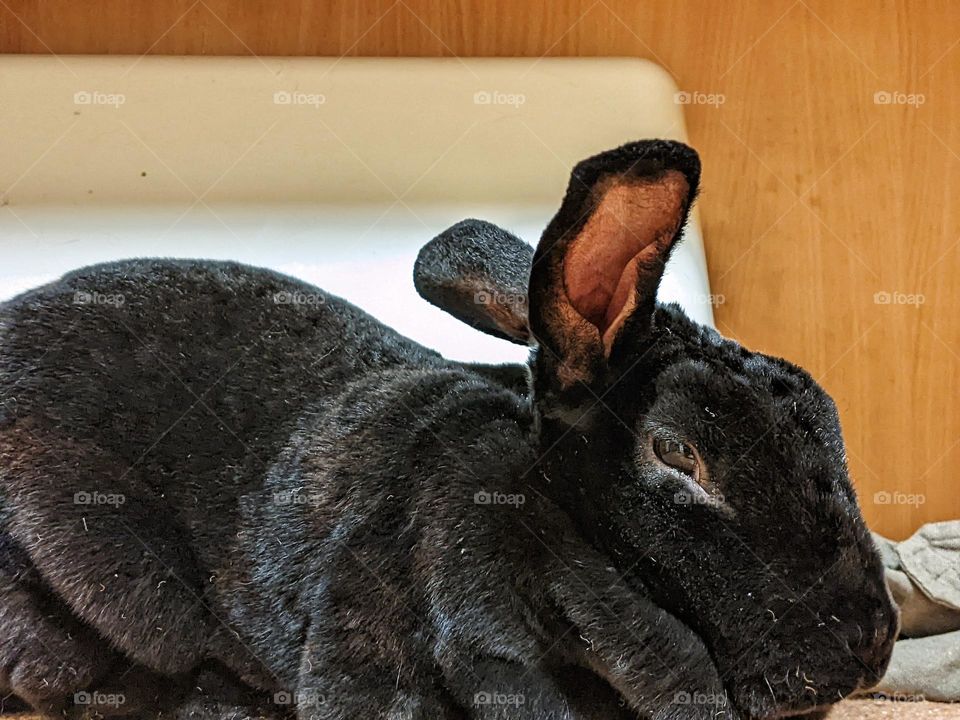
[728,571,898,719]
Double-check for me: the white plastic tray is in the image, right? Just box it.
[0,56,713,363]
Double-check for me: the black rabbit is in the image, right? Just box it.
[0,140,896,720]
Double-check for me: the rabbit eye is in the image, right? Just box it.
[653,437,700,480]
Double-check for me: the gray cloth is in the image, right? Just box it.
[866,521,960,702]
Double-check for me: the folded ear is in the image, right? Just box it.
[414,219,534,345]
[528,140,700,392]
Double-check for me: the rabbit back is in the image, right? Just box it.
[0,257,445,529]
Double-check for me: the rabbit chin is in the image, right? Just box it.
[732,682,856,720]
[722,628,894,719]
[700,603,895,719]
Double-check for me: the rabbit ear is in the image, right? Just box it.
[528,141,700,392]
[414,220,534,345]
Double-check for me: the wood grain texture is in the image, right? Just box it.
[2,0,958,539]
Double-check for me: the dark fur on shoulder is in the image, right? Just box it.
[0,140,895,720]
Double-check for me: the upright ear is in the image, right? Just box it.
[528,140,700,394]
[414,219,534,345]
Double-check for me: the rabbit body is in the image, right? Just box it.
[0,259,722,719]
[0,140,897,720]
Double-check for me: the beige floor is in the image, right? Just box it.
[832,700,960,719]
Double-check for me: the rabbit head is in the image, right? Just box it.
[416,140,898,719]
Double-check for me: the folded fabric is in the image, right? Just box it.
[865,521,960,702]
[872,630,960,702]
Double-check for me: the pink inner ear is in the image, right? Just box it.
[563,172,688,343]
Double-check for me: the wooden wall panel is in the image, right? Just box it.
[2,0,958,539]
